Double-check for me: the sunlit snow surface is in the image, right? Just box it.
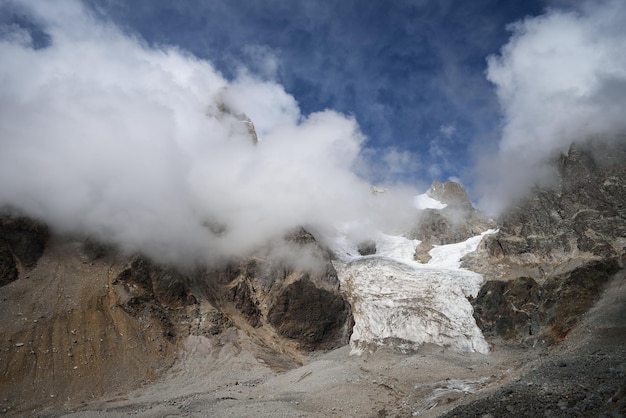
[331,229,496,355]
[413,193,448,210]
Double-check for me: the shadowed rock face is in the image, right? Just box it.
[472,258,621,345]
[206,228,353,351]
[98,227,353,352]
[0,216,49,286]
[466,141,626,345]
[268,276,352,348]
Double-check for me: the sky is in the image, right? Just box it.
[81,0,546,183]
[1,0,625,266]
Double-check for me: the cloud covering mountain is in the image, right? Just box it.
[0,0,417,266]
[1,0,625,264]
[476,0,626,213]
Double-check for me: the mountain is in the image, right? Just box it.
[463,142,626,345]
[0,142,624,417]
[408,181,495,262]
[465,142,626,280]
[0,223,351,412]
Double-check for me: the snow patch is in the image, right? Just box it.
[413,193,447,210]
[427,229,497,269]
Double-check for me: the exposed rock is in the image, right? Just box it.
[0,216,49,286]
[216,98,259,144]
[414,241,433,263]
[443,268,626,418]
[408,181,494,246]
[207,228,353,351]
[0,241,17,287]
[227,277,262,328]
[464,142,626,282]
[472,258,621,345]
[0,218,355,415]
[268,276,352,349]
[472,276,542,342]
[541,258,621,342]
[357,239,377,256]
[427,180,474,210]
[111,256,197,341]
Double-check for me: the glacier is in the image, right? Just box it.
[331,229,495,355]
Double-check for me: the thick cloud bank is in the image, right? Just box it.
[0,0,416,266]
[477,0,626,214]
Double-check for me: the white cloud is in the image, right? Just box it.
[0,0,417,266]
[476,0,626,214]
[439,124,456,138]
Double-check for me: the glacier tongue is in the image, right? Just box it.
[333,230,495,355]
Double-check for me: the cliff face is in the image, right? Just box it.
[465,142,626,281]
[200,228,353,353]
[464,141,626,345]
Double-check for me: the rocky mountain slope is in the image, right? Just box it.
[0,223,351,414]
[464,141,626,281]
[463,142,626,346]
[408,181,494,262]
[0,142,624,417]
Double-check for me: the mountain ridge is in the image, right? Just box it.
[0,141,624,416]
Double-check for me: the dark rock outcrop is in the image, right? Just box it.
[414,241,434,263]
[206,228,353,351]
[357,240,377,256]
[465,140,625,352]
[0,242,18,287]
[0,216,49,286]
[268,276,351,348]
[106,227,352,352]
[111,256,199,341]
[472,276,542,342]
[472,257,621,345]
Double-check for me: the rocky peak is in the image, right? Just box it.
[408,181,494,250]
[427,180,472,209]
[215,98,259,145]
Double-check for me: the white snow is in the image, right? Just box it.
[331,229,497,355]
[413,193,447,210]
[427,230,495,269]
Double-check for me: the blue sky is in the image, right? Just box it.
[82,0,547,184]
